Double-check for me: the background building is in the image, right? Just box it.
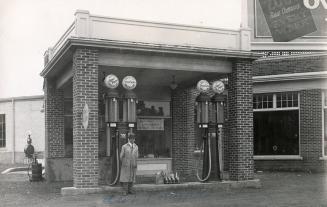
[0,95,45,164]
[248,0,327,171]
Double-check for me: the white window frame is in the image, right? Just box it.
[253,92,302,160]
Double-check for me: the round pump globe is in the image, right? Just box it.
[122,76,137,90]
[212,80,225,94]
[196,80,210,93]
[104,74,119,89]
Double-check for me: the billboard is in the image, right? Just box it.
[255,0,327,41]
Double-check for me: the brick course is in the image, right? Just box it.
[254,55,327,76]
[73,48,99,188]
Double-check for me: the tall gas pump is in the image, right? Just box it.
[211,80,226,180]
[195,80,212,182]
[122,76,137,134]
[103,74,120,185]
[103,74,138,186]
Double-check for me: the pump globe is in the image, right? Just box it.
[104,74,119,89]
[196,80,210,93]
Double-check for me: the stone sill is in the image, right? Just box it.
[254,155,303,160]
[319,157,327,161]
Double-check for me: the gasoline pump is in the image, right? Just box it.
[104,74,120,185]
[195,80,225,182]
[195,80,212,182]
[122,76,138,134]
[103,74,137,186]
[211,80,226,180]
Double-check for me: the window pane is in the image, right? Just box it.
[137,101,170,117]
[254,111,299,155]
[136,118,171,158]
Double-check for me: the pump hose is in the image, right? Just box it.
[196,136,212,182]
[109,134,120,186]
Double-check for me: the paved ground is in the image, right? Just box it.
[1,164,327,207]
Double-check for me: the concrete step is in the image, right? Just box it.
[61,179,261,196]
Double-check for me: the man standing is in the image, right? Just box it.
[120,133,138,195]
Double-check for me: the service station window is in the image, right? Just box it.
[0,114,5,148]
[254,92,299,156]
[323,91,327,157]
[136,101,172,158]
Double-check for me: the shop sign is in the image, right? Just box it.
[258,0,317,41]
[137,118,164,130]
[196,80,210,93]
[212,81,225,94]
[104,74,119,89]
[122,76,137,90]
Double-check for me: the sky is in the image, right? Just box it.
[0,0,241,98]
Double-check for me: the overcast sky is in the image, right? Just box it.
[0,0,241,98]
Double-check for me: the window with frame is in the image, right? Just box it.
[0,114,5,148]
[323,91,327,157]
[254,92,299,155]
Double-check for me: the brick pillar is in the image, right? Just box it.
[73,48,99,188]
[172,87,198,180]
[44,79,65,180]
[300,89,324,171]
[227,59,254,181]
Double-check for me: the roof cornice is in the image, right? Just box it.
[40,37,262,78]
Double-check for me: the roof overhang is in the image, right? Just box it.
[40,37,263,78]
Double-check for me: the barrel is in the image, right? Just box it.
[30,163,42,181]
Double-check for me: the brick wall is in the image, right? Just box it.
[254,55,327,76]
[44,79,65,158]
[72,48,99,188]
[227,59,254,181]
[171,87,199,180]
[300,89,327,172]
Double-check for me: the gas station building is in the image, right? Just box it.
[41,1,327,190]
[41,9,259,188]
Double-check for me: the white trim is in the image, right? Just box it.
[319,157,327,160]
[254,155,303,160]
[254,107,299,112]
[253,71,327,83]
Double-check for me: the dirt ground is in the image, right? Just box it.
[1,164,327,207]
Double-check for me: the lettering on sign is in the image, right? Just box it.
[137,119,164,131]
[258,0,317,41]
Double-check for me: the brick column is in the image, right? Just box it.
[300,89,324,171]
[73,48,99,188]
[227,59,254,181]
[172,87,198,180]
[44,79,65,180]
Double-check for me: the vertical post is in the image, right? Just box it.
[44,79,65,181]
[73,48,99,188]
[228,59,254,181]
